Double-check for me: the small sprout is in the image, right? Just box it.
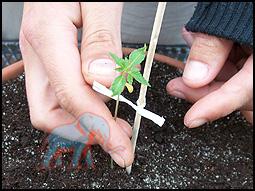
[109,44,151,97]
[109,44,151,169]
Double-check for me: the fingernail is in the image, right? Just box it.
[170,90,186,99]
[88,59,117,76]
[183,61,208,81]
[187,118,207,128]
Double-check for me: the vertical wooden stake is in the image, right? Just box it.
[126,2,167,174]
[111,95,120,169]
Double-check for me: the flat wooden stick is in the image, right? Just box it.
[126,2,167,174]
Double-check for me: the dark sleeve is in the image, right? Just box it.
[185,2,253,47]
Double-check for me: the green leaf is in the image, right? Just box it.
[110,75,126,96]
[127,74,133,84]
[109,52,125,68]
[130,67,139,73]
[128,44,147,68]
[115,67,125,72]
[130,71,151,87]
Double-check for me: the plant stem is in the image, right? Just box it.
[111,94,120,169]
[126,2,167,175]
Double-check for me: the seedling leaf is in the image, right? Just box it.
[109,44,150,97]
[110,75,126,96]
[109,52,125,68]
[128,44,147,68]
[115,67,125,72]
[130,67,140,73]
[130,71,151,87]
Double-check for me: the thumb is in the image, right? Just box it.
[183,33,233,88]
[81,3,123,87]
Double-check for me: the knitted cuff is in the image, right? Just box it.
[185,2,253,47]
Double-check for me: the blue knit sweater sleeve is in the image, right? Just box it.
[185,2,253,47]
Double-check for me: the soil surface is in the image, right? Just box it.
[2,45,253,189]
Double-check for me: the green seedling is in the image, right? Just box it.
[109,44,151,96]
[108,44,151,168]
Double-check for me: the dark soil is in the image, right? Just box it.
[2,47,253,189]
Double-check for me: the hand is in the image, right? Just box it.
[19,2,133,167]
[167,27,253,128]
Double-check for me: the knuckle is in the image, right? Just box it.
[190,33,232,60]
[54,83,75,114]
[83,29,116,48]
[20,9,58,49]
[21,17,45,48]
[194,33,220,48]
[194,38,216,51]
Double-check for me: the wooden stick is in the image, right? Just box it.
[126,2,167,174]
[111,94,120,169]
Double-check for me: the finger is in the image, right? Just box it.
[22,11,133,167]
[21,31,128,144]
[97,93,111,103]
[184,55,253,128]
[116,118,132,138]
[166,77,223,103]
[20,29,111,132]
[19,30,76,133]
[181,27,195,47]
[80,2,123,87]
[182,33,233,88]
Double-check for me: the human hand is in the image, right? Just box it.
[19,2,133,167]
[167,27,253,127]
